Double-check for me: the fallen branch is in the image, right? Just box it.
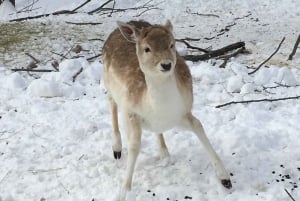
[72,67,83,82]
[285,188,296,201]
[87,53,102,61]
[11,69,54,72]
[219,47,246,68]
[288,34,300,60]
[71,0,91,12]
[183,41,245,61]
[215,95,300,108]
[65,22,102,25]
[248,37,285,75]
[88,0,113,14]
[10,10,76,22]
[204,22,236,40]
[10,0,93,22]
[176,39,209,53]
[50,51,68,59]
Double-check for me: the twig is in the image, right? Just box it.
[71,0,91,12]
[215,95,300,108]
[17,0,40,13]
[11,69,54,72]
[87,53,102,61]
[288,34,300,60]
[183,42,245,61]
[25,53,39,63]
[88,0,113,14]
[72,67,83,82]
[204,22,237,40]
[10,10,76,22]
[176,39,209,53]
[248,37,285,75]
[285,188,296,201]
[65,21,102,25]
[219,47,246,68]
[29,168,64,175]
[88,38,104,42]
[50,51,68,59]
[0,171,11,184]
[186,8,219,18]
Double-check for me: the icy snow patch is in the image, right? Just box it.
[27,79,62,97]
[276,67,298,86]
[227,76,244,92]
[4,72,27,90]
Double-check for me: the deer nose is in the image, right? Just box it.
[160,63,172,71]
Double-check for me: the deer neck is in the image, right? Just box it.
[144,73,180,105]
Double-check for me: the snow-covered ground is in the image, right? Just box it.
[1,0,300,201]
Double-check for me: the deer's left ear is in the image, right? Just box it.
[165,20,173,32]
[117,21,141,43]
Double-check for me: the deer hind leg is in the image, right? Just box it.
[120,112,142,201]
[157,133,170,159]
[182,113,232,189]
[109,96,122,159]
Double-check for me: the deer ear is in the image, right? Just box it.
[117,21,141,43]
[165,20,173,32]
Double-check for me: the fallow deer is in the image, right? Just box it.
[102,20,232,201]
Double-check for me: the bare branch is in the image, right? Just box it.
[25,53,39,63]
[72,0,91,12]
[176,39,209,53]
[248,37,285,75]
[65,21,102,25]
[215,95,300,108]
[219,47,246,68]
[285,189,296,201]
[183,42,245,61]
[87,53,102,62]
[288,34,300,60]
[88,0,113,14]
[11,69,54,72]
[72,67,83,82]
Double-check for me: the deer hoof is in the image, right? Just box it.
[113,151,122,159]
[221,179,232,189]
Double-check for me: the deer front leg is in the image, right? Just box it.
[109,96,122,159]
[120,112,142,201]
[182,113,232,189]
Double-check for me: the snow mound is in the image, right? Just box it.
[4,72,27,90]
[27,79,62,97]
[227,75,244,92]
[26,58,101,98]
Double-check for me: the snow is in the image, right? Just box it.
[0,0,16,21]
[1,0,300,201]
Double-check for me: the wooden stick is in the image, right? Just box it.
[288,34,300,60]
[285,189,296,201]
[176,39,209,53]
[215,95,300,108]
[65,22,102,25]
[11,69,54,72]
[72,0,91,12]
[183,42,245,61]
[72,67,83,82]
[248,37,285,75]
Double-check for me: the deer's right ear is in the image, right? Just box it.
[117,21,140,43]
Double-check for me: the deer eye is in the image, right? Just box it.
[144,47,151,53]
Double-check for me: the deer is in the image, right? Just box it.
[102,20,232,201]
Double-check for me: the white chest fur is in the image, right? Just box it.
[138,75,186,133]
